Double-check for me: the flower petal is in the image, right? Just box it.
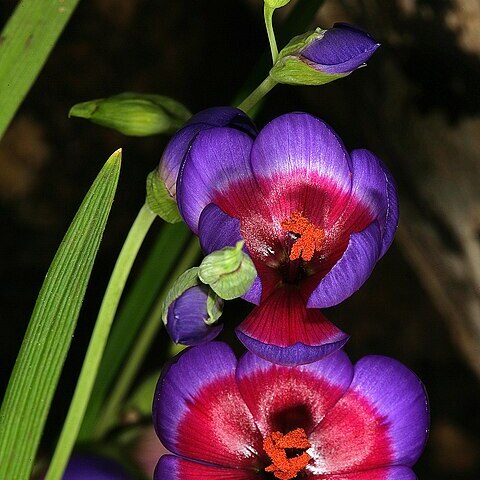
[310,466,417,480]
[235,350,353,437]
[309,356,429,474]
[155,455,261,480]
[307,221,382,308]
[347,149,398,257]
[176,127,255,233]
[166,285,223,346]
[57,453,132,480]
[198,203,262,304]
[159,107,256,198]
[236,286,349,366]
[153,343,263,469]
[301,23,380,75]
[249,113,352,227]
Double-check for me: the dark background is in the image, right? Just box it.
[0,0,479,478]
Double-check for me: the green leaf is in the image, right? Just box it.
[0,149,121,480]
[0,0,81,140]
[79,222,192,440]
[70,92,191,136]
[146,169,182,223]
[125,370,162,418]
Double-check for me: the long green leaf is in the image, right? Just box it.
[0,149,121,480]
[79,221,191,440]
[0,0,81,140]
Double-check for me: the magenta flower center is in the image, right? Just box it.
[263,428,312,480]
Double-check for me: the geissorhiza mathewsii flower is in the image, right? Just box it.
[153,342,429,480]
[165,110,398,365]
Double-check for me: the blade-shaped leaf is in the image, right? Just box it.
[0,0,81,140]
[0,149,122,480]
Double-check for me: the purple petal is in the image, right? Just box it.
[249,113,353,226]
[176,127,255,233]
[236,331,348,367]
[198,203,262,304]
[235,350,353,436]
[312,466,417,480]
[307,221,382,308]
[159,107,256,198]
[301,23,380,75]
[153,343,262,469]
[54,454,131,480]
[166,285,223,346]
[348,149,398,257]
[155,455,261,479]
[309,356,429,474]
[348,356,429,466]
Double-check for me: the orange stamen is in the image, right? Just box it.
[281,211,324,262]
[263,428,312,480]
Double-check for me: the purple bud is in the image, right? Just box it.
[301,23,380,75]
[41,454,132,480]
[159,107,257,198]
[166,285,223,346]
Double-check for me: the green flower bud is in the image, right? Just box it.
[69,92,191,136]
[198,241,257,301]
[264,0,291,9]
[146,169,182,223]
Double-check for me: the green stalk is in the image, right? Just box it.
[0,0,81,140]
[93,236,201,438]
[237,76,277,114]
[45,203,156,480]
[264,4,278,63]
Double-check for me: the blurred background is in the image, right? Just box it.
[0,0,479,478]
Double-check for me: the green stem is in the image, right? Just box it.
[93,236,201,439]
[237,76,277,114]
[264,4,278,64]
[45,203,156,480]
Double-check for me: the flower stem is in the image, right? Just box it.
[45,203,156,480]
[237,76,277,114]
[93,235,201,439]
[264,4,278,64]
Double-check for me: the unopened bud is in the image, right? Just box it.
[69,92,191,136]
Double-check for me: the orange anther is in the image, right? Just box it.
[281,211,324,262]
[263,428,311,480]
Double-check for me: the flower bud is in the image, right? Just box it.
[166,285,223,346]
[69,92,191,136]
[270,23,380,86]
[264,0,291,9]
[198,241,256,301]
[162,268,223,346]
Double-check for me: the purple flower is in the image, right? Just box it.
[42,454,131,480]
[166,285,223,346]
[153,342,429,480]
[174,111,398,365]
[270,24,380,85]
[158,106,257,199]
[302,23,380,74]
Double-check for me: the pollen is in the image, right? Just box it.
[263,428,312,480]
[281,211,324,262]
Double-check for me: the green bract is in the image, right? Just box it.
[146,170,182,223]
[69,92,191,136]
[269,29,348,85]
[198,241,257,301]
